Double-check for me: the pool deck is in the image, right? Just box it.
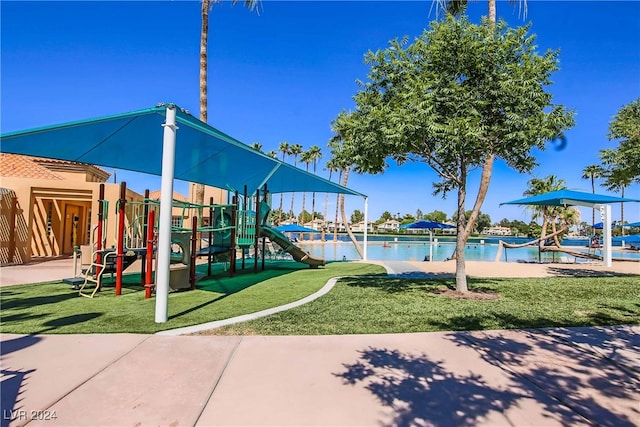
[1,258,639,426]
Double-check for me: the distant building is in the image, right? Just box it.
[377,219,400,232]
[482,226,512,236]
[351,220,374,233]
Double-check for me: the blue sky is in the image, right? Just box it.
[2,1,639,225]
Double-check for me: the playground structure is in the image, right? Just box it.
[68,182,325,298]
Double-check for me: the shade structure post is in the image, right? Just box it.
[363,197,368,261]
[429,230,433,262]
[600,204,612,267]
[155,105,178,323]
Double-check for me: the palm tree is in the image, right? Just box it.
[195,0,260,209]
[266,150,277,158]
[307,145,322,240]
[581,164,603,229]
[250,142,263,151]
[601,165,633,237]
[277,141,291,222]
[288,143,303,218]
[299,149,313,225]
[523,175,567,247]
[323,159,338,241]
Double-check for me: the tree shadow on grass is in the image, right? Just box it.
[335,347,526,426]
[339,277,501,295]
[448,327,640,427]
[545,267,637,277]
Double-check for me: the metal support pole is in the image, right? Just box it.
[229,194,238,277]
[96,183,105,291]
[254,189,260,273]
[141,189,150,286]
[363,196,368,261]
[155,105,177,323]
[115,181,126,296]
[601,204,612,267]
[190,216,197,289]
[145,209,155,299]
[208,197,213,277]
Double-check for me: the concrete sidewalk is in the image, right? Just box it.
[2,325,638,427]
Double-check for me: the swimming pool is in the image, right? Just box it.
[295,236,640,263]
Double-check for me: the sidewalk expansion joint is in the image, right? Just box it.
[23,334,154,426]
[192,336,243,427]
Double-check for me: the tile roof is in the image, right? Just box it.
[148,190,189,202]
[0,153,64,180]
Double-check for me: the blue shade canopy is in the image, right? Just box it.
[399,220,455,229]
[501,189,640,208]
[613,234,640,244]
[624,221,640,228]
[274,224,319,233]
[0,104,365,197]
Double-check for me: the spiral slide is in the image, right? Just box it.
[260,226,325,268]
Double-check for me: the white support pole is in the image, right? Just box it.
[363,197,368,261]
[601,204,612,267]
[155,105,178,323]
[429,230,433,262]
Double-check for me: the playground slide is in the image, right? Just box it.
[260,226,325,268]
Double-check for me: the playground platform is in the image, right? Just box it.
[2,325,638,426]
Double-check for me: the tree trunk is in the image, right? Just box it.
[621,187,625,237]
[334,169,343,242]
[488,0,496,23]
[195,0,210,242]
[455,162,469,293]
[463,154,494,241]
[591,176,595,229]
[340,167,363,258]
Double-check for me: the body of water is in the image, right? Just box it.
[291,234,640,262]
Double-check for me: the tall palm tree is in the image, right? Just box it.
[323,159,338,241]
[299,149,313,225]
[601,167,633,237]
[581,164,603,228]
[277,141,291,222]
[288,143,303,218]
[307,145,322,240]
[266,150,277,158]
[196,0,260,209]
[250,142,263,151]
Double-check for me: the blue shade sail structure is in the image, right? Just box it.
[500,189,640,208]
[0,104,365,197]
[623,222,640,228]
[613,234,640,244]
[275,224,319,233]
[400,220,456,229]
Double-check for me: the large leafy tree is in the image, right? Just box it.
[195,0,259,208]
[607,98,640,181]
[601,98,640,235]
[334,17,574,292]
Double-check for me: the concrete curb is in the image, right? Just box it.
[156,276,344,336]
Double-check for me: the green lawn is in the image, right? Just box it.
[2,262,638,336]
[0,261,385,334]
[209,275,640,335]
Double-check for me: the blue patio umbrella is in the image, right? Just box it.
[399,220,455,230]
[399,220,455,261]
[274,224,318,233]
